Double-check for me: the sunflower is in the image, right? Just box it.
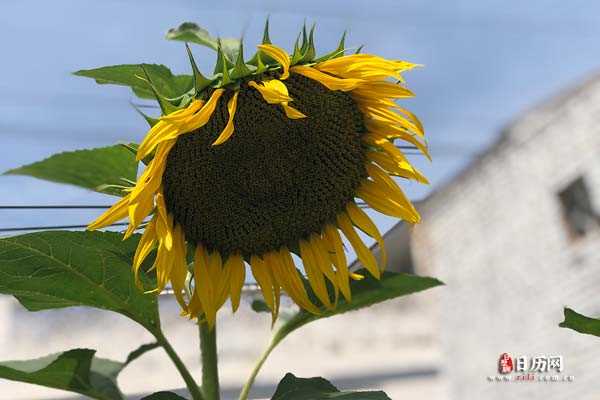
[87,22,429,328]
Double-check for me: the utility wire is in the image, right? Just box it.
[0,222,128,233]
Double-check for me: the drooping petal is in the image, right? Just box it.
[226,254,245,313]
[258,44,291,79]
[299,239,333,309]
[337,212,380,279]
[248,80,292,104]
[212,91,239,146]
[250,255,279,322]
[323,225,351,302]
[346,202,387,270]
[87,194,130,230]
[290,65,362,91]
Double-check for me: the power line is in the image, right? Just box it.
[0,222,128,233]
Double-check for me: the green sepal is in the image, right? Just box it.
[299,23,316,63]
[300,22,309,54]
[185,43,213,93]
[214,39,234,85]
[230,41,252,80]
[290,33,303,65]
[355,45,364,54]
[140,64,179,115]
[255,52,268,74]
[131,102,159,127]
[262,17,272,44]
[314,30,347,63]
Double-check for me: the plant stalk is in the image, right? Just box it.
[154,330,204,400]
[199,321,220,400]
[238,330,285,400]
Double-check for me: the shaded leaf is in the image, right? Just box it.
[141,392,188,400]
[272,373,390,400]
[166,22,240,63]
[124,342,160,367]
[0,231,160,331]
[251,298,271,314]
[4,145,138,196]
[559,307,600,338]
[0,349,124,400]
[74,64,192,101]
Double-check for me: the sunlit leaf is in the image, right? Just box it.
[0,231,160,331]
[4,145,138,196]
[559,307,600,338]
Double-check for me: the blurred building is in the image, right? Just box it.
[1,74,600,400]
[394,71,600,399]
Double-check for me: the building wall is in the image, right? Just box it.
[411,75,600,399]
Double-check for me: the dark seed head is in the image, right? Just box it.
[162,73,367,257]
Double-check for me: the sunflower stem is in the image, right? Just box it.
[154,330,204,400]
[199,321,221,400]
[238,329,285,400]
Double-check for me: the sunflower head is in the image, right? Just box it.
[87,20,429,328]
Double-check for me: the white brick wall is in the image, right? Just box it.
[411,73,600,400]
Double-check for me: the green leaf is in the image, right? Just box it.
[559,307,600,337]
[74,64,193,101]
[271,373,390,400]
[123,342,160,367]
[141,392,188,400]
[0,231,160,331]
[4,145,138,196]
[282,270,443,334]
[0,349,124,400]
[166,22,240,63]
[251,298,271,314]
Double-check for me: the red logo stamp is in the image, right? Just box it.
[499,353,514,374]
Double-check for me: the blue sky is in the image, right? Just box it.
[1,0,600,239]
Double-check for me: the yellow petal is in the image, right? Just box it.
[346,203,387,270]
[226,254,245,313]
[357,180,419,223]
[366,163,419,219]
[160,99,204,123]
[132,216,157,287]
[290,65,362,91]
[271,249,320,314]
[87,194,130,230]
[323,225,351,302]
[248,80,292,104]
[170,224,189,310]
[129,139,176,205]
[337,212,380,279]
[352,81,414,100]
[194,245,217,329]
[282,103,307,119]
[137,90,223,160]
[258,44,291,79]
[250,255,278,321]
[212,91,239,146]
[366,151,429,184]
[299,239,332,309]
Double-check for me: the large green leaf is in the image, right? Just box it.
[74,64,193,101]
[559,307,600,338]
[0,349,124,400]
[0,343,160,400]
[281,270,443,334]
[4,145,138,196]
[0,231,160,331]
[166,22,241,63]
[271,373,390,400]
